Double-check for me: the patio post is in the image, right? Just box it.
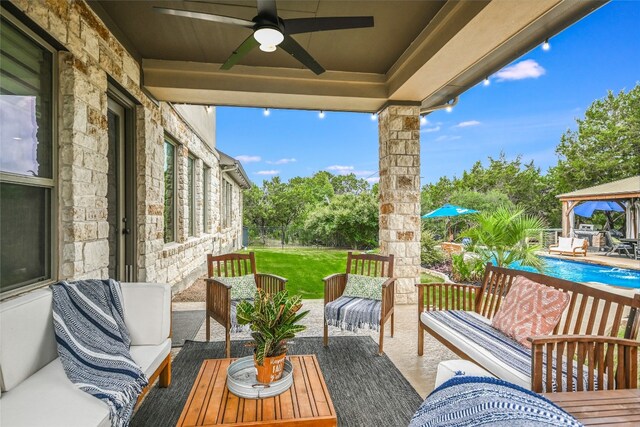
[378,104,421,304]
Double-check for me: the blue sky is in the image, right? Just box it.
[217,1,640,186]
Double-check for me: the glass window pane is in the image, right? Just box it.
[0,182,51,292]
[202,167,208,233]
[188,156,195,236]
[164,141,175,243]
[0,18,53,178]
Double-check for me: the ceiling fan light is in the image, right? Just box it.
[254,27,284,47]
[259,44,277,52]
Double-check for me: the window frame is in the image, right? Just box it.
[0,10,58,299]
[203,164,210,234]
[187,153,196,237]
[221,177,233,229]
[163,136,178,243]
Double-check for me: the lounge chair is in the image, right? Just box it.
[205,252,287,357]
[604,231,634,258]
[548,237,588,256]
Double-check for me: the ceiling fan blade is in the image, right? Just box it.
[220,34,260,70]
[256,0,278,22]
[279,35,325,75]
[154,6,254,28]
[185,1,258,11]
[284,16,374,35]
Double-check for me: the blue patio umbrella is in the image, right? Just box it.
[422,204,478,218]
[574,201,624,218]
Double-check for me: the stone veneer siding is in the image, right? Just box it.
[9,0,243,294]
[378,104,422,304]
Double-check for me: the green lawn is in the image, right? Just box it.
[240,248,349,299]
[238,247,445,299]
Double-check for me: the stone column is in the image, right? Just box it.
[378,104,421,304]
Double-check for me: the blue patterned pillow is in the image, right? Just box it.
[216,274,257,301]
[342,274,387,300]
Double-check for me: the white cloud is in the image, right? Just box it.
[235,155,261,163]
[267,158,297,165]
[421,126,441,133]
[366,177,379,184]
[255,170,279,175]
[435,135,462,142]
[455,120,481,128]
[495,59,546,81]
[326,165,354,173]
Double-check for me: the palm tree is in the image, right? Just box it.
[464,207,546,271]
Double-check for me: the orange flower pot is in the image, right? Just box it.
[254,353,286,383]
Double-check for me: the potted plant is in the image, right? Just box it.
[236,289,309,383]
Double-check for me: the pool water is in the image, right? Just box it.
[511,256,640,289]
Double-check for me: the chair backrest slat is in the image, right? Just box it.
[345,252,394,278]
[207,252,257,278]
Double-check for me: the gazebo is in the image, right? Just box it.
[557,175,640,239]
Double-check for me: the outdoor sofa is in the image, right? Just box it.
[549,237,588,256]
[417,264,640,393]
[0,282,172,426]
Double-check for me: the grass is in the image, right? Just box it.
[240,248,349,299]
[421,272,444,283]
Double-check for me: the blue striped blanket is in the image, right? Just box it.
[410,376,583,426]
[325,296,381,332]
[424,311,600,392]
[51,279,148,427]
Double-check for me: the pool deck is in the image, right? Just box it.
[540,251,640,271]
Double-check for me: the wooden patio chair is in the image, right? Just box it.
[323,252,396,355]
[206,252,287,357]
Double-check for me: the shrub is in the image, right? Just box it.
[421,229,445,267]
[451,253,485,283]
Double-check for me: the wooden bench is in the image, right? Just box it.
[417,264,640,393]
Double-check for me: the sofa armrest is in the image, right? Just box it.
[121,282,171,346]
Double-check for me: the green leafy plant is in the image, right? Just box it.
[236,289,309,366]
[421,229,445,267]
[463,206,546,271]
[451,253,485,283]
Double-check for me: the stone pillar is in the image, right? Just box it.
[378,104,421,304]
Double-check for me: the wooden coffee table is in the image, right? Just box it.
[177,355,337,426]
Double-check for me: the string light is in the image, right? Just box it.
[318,110,325,119]
[483,77,490,86]
[445,105,453,113]
[263,108,270,116]
[542,38,550,51]
[370,113,377,121]
[420,115,427,125]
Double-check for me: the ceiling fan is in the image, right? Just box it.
[154,0,374,75]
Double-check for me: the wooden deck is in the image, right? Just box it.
[544,389,640,426]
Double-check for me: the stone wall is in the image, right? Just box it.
[378,104,422,303]
[10,0,245,293]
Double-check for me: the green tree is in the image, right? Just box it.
[551,84,640,194]
[264,177,309,246]
[464,207,546,271]
[329,173,370,195]
[243,184,273,244]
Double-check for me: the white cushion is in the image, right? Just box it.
[555,237,574,250]
[421,311,530,389]
[434,359,495,388]
[572,238,586,249]
[130,338,171,378]
[121,282,171,346]
[0,288,58,392]
[0,359,110,427]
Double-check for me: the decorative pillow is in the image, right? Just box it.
[216,274,258,301]
[342,274,387,300]
[491,275,570,348]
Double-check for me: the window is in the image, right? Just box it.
[187,155,195,237]
[163,138,176,243]
[221,179,233,229]
[0,15,55,294]
[203,165,210,233]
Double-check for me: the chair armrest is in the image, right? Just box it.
[323,273,347,304]
[417,282,478,312]
[256,273,287,294]
[381,277,396,317]
[529,335,640,393]
[121,282,171,346]
[206,278,231,325]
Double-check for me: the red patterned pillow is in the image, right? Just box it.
[491,275,570,348]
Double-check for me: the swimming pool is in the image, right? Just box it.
[511,256,640,289]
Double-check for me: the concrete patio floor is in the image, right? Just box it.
[172,300,455,398]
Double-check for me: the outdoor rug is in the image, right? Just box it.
[132,336,422,426]
[171,310,205,348]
